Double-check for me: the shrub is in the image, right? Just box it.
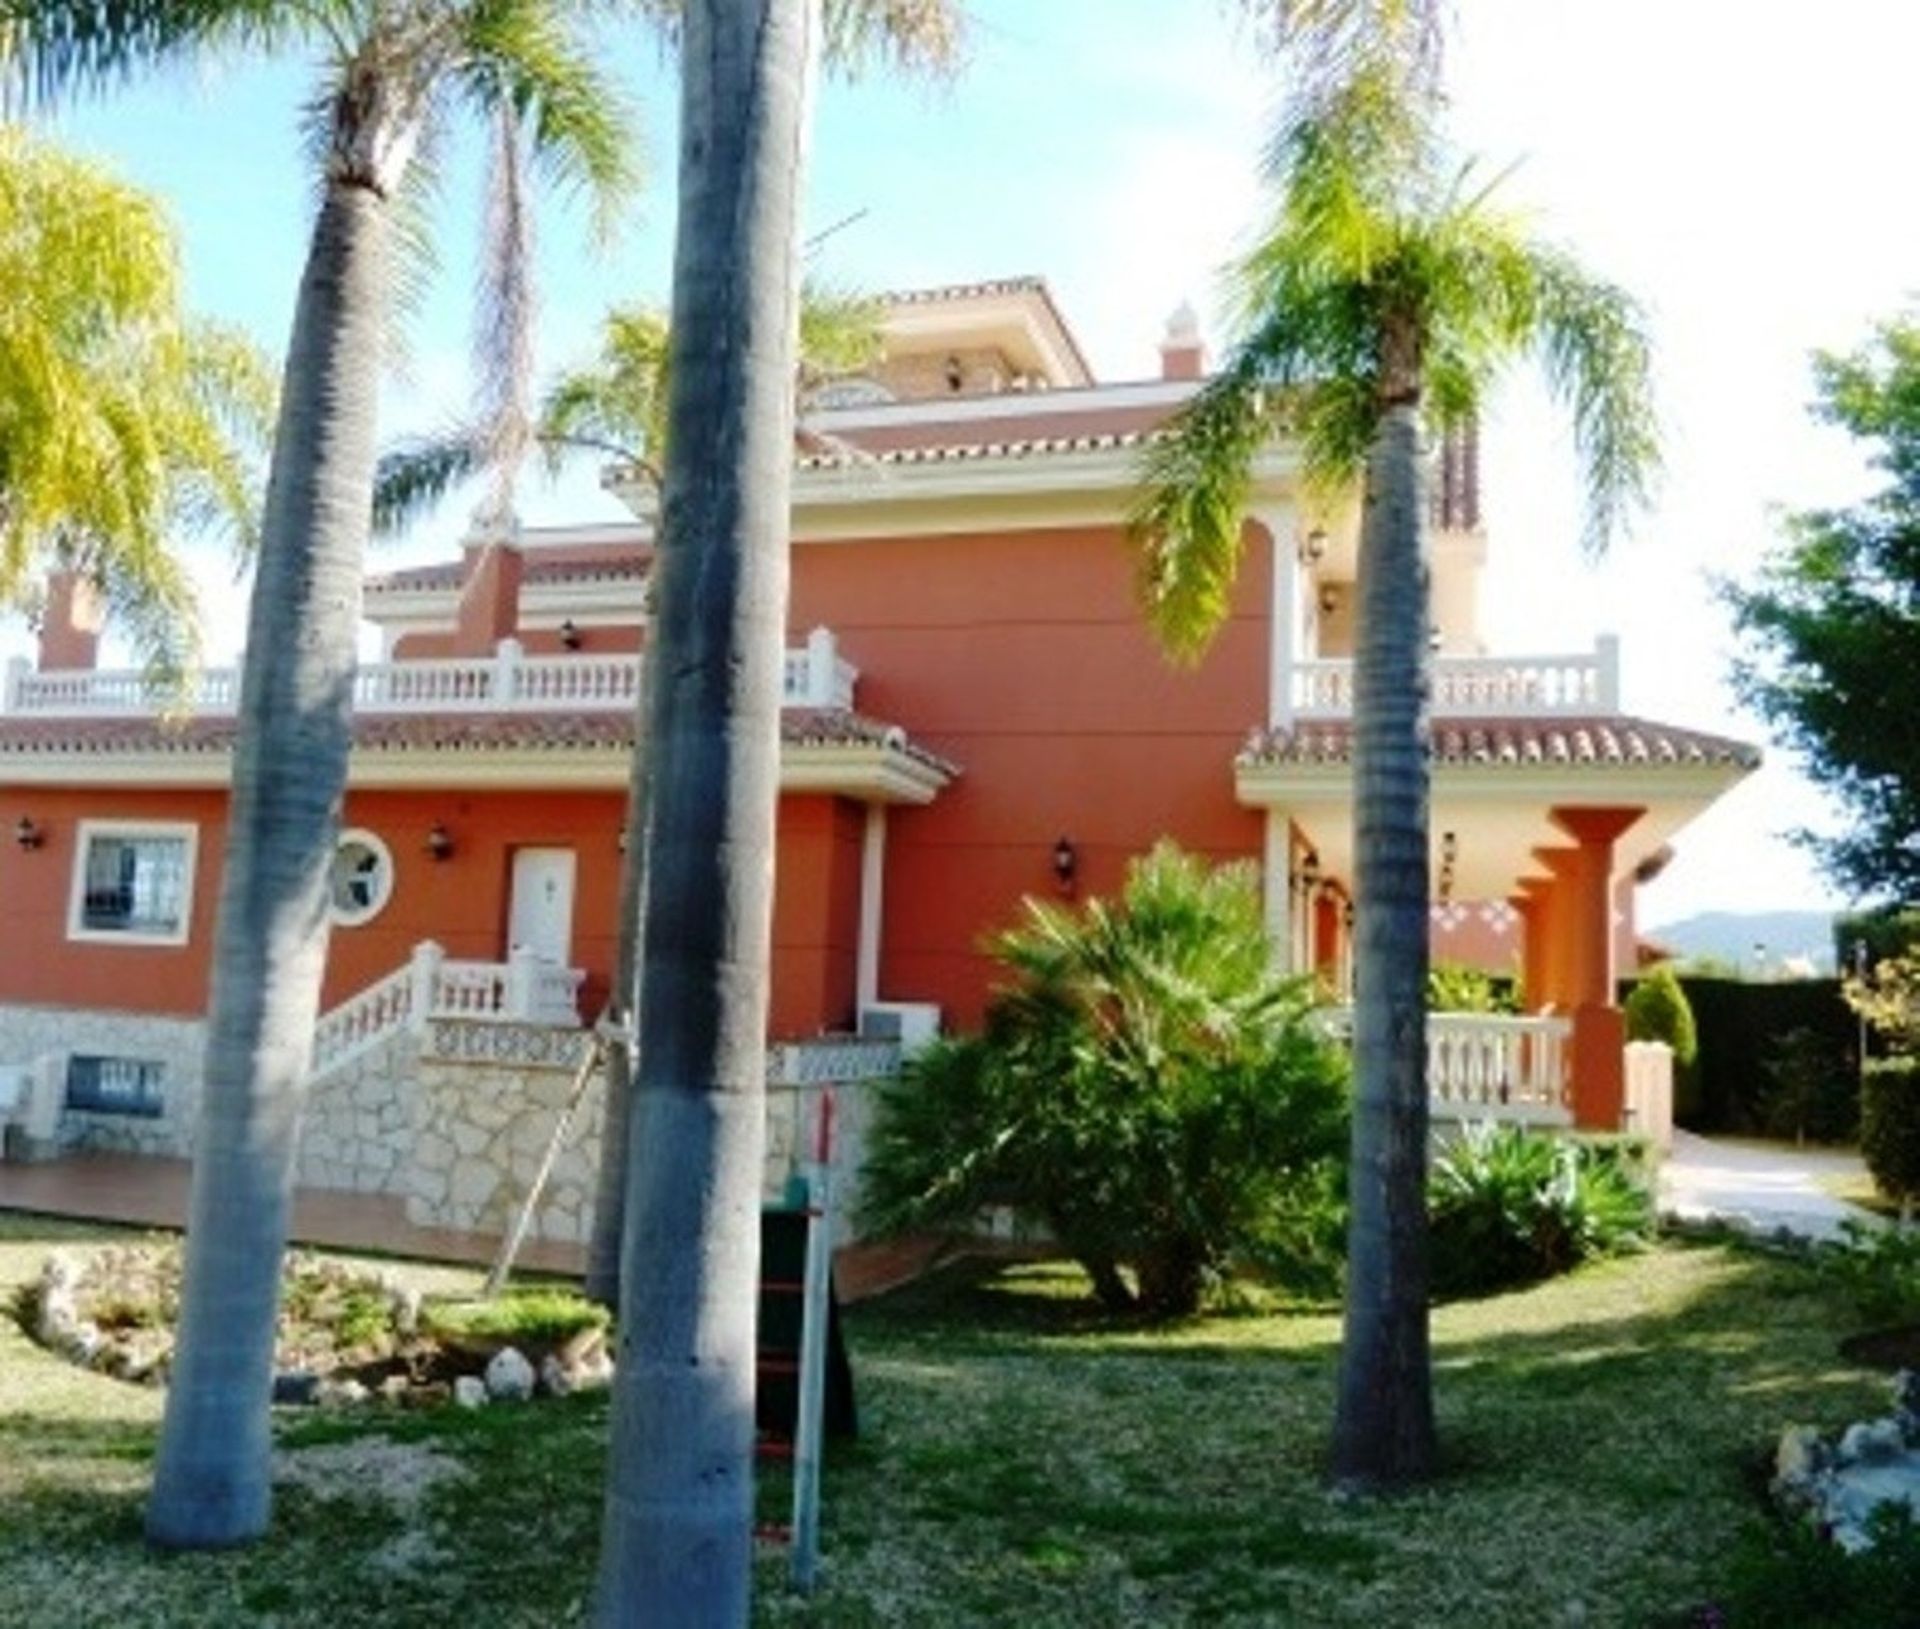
[1625,966,1701,1121]
[860,843,1350,1317]
[1427,1122,1653,1299]
[1814,1219,1920,1327]
[422,1288,609,1352]
[1690,1506,1920,1629]
[1760,1025,1860,1145]
[1861,1057,1920,1216]
[1427,963,1517,1014]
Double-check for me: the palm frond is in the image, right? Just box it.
[1525,249,1659,553]
[820,0,966,79]
[0,0,312,112]
[473,102,537,522]
[371,430,485,537]
[459,0,641,234]
[1129,357,1279,665]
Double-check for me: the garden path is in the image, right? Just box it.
[1658,1130,1880,1242]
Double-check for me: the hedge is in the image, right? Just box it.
[1861,1056,1920,1206]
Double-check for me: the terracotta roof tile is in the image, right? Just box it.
[0,706,957,775]
[1241,715,1761,771]
[796,427,1157,473]
[365,556,648,596]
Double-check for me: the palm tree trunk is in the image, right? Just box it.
[585,627,659,1307]
[593,2,818,1621]
[147,180,387,1549]
[1330,385,1439,1490]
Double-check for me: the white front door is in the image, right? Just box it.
[508,848,576,965]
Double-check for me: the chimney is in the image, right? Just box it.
[1159,300,1207,382]
[453,517,526,656]
[38,569,104,672]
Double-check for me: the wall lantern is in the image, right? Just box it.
[13,816,43,851]
[1301,527,1328,564]
[424,822,455,862]
[1318,585,1338,615]
[1296,849,1321,897]
[558,618,583,651]
[1051,836,1078,890]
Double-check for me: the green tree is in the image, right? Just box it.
[591,3,959,1621]
[863,844,1350,1316]
[1624,963,1700,1119]
[5,0,638,1552]
[1727,318,1920,900]
[1131,50,1656,1486]
[0,126,270,673]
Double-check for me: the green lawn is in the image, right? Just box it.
[0,1211,1894,1627]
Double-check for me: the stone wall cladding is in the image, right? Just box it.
[296,1025,418,1196]
[0,1004,206,1158]
[407,1020,607,1245]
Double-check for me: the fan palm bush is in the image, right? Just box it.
[862,844,1350,1317]
[1426,1122,1652,1299]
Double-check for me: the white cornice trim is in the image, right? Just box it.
[806,376,1197,433]
[366,578,648,632]
[0,741,953,802]
[1234,760,1751,807]
[785,444,1300,541]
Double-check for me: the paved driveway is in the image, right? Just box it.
[1659,1131,1881,1242]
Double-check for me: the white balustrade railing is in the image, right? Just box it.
[1426,1012,1572,1124]
[308,963,417,1079]
[1288,636,1620,722]
[1322,1008,1573,1127]
[306,940,585,1083]
[3,628,857,720]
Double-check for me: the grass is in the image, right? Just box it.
[0,1209,1900,1627]
[1815,1170,1912,1222]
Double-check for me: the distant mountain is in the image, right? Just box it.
[1643,909,1837,975]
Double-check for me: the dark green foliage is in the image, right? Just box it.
[1688,1507,1920,1629]
[1426,963,1516,1014]
[1625,966,1701,1119]
[1726,317,1920,900]
[1654,977,1856,1134]
[1760,1025,1861,1145]
[1861,1057,1920,1207]
[1814,1218,1920,1326]
[860,844,1350,1317]
[1835,906,1920,982]
[1426,1123,1653,1299]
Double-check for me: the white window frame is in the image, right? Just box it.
[329,827,396,928]
[66,819,200,948]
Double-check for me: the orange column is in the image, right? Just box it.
[1548,806,1644,1131]
[1510,890,1545,1012]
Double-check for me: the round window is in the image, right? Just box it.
[329,830,394,927]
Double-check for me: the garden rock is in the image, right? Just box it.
[454,1376,488,1410]
[484,1347,535,1403]
[318,1378,370,1408]
[1839,1418,1906,1466]
[1897,1368,1920,1440]
[1775,1371,1920,1552]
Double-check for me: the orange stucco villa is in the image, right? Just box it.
[0,279,1754,1242]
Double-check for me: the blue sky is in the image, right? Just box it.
[22,0,1920,935]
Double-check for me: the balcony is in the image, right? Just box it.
[0,627,858,721]
[1286,636,1619,722]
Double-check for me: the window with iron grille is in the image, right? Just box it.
[65,1055,166,1118]
[67,822,197,945]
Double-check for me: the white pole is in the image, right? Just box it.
[788,1088,836,1593]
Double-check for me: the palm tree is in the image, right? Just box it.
[1132,62,1656,1489]
[372,285,880,1307]
[4,0,637,1550]
[591,0,958,1620]
[0,126,271,675]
